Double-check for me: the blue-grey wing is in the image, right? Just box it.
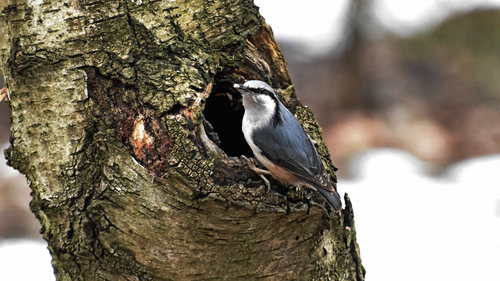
[252,104,323,181]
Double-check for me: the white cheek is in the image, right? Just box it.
[251,95,259,103]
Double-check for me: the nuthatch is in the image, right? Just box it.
[234,80,342,210]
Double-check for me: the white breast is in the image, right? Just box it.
[242,94,276,168]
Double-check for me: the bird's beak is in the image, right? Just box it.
[234,83,251,96]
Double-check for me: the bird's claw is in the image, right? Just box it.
[242,156,271,191]
[242,156,271,175]
[241,155,253,167]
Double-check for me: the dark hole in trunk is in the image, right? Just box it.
[203,81,253,157]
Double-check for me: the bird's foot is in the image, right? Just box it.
[242,156,271,191]
[0,88,10,102]
[242,156,271,175]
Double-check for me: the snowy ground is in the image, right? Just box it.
[0,239,55,281]
[343,149,500,281]
[1,149,499,281]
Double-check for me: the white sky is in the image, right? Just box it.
[254,0,349,54]
[374,0,500,34]
[254,0,500,54]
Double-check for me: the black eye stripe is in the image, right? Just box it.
[249,87,275,97]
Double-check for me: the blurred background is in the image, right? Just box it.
[1,0,500,280]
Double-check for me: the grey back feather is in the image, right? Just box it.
[251,103,324,182]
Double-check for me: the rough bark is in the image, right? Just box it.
[0,0,364,280]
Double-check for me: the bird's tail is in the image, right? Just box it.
[316,188,342,210]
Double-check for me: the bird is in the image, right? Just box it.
[234,80,342,210]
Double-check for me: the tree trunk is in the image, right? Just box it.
[0,0,364,280]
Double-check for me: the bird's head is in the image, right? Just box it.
[234,80,279,109]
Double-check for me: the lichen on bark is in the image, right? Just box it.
[0,0,364,280]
